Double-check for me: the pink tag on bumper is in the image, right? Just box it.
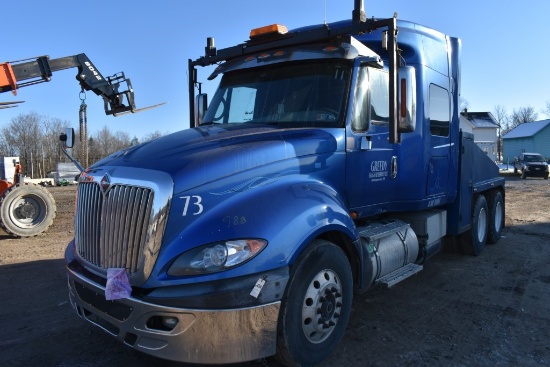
[105,268,131,300]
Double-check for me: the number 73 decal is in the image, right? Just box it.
[180,195,204,216]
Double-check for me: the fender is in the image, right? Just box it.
[148,165,361,288]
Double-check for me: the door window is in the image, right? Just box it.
[429,84,450,137]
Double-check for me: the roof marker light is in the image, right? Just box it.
[250,24,288,39]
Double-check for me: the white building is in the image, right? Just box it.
[459,111,500,162]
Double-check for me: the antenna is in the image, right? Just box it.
[324,0,327,24]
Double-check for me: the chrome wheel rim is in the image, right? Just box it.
[301,269,343,344]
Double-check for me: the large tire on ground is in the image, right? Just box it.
[275,240,353,367]
[460,194,488,256]
[486,190,504,244]
[0,183,56,237]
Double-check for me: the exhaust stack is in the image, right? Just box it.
[353,0,366,23]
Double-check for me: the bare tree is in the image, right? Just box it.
[42,117,70,175]
[87,126,134,165]
[493,105,509,162]
[493,105,509,130]
[113,131,132,150]
[0,113,74,177]
[89,126,113,164]
[2,112,43,177]
[141,130,168,143]
[543,100,550,118]
[511,106,538,128]
[0,112,142,176]
[0,126,18,156]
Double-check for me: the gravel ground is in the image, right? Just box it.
[1,173,549,367]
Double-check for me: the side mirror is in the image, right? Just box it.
[59,127,84,172]
[398,66,416,133]
[194,94,208,125]
[60,128,75,148]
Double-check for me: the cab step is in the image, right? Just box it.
[376,263,423,288]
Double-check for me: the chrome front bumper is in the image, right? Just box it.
[67,266,280,364]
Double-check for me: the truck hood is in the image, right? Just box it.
[92,124,342,194]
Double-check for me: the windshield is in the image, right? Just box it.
[525,154,546,163]
[202,60,351,127]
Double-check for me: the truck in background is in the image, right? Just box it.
[513,152,549,179]
[64,1,505,366]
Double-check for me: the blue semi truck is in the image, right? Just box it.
[65,1,505,366]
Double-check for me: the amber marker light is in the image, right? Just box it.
[250,24,288,39]
[401,78,407,118]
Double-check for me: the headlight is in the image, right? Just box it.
[167,239,267,276]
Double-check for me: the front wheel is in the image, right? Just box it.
[276,240,353,367]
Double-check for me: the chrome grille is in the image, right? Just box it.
[75,182,154,274]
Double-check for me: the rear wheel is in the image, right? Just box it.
[486,190,504,244]
[460,194,488,256]
[276,240,352,367]
[0,183,56,237]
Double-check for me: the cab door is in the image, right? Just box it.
[426,83,451,200]
[345,65,399,215]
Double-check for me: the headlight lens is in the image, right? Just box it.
[168,239,267,276]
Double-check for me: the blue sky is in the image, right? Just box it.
[2,0,549,139]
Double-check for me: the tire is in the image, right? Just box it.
[275,240,353,367]
[0,183,57,237]
[521,170,526,179]
[460,194,488,256]
[486,190,504,244]
[514,166,518,174]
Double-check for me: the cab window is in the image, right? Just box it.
[429,84,450,137]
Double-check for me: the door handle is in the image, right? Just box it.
[391,156,398,179]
